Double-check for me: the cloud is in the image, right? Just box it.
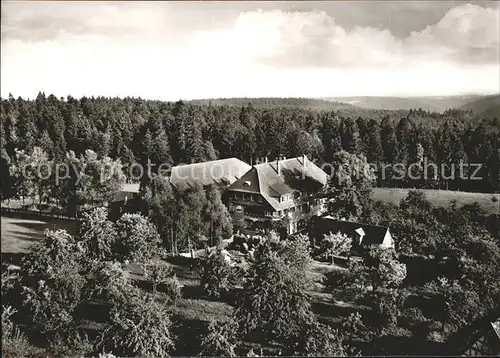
[203,4,499,69]
[1,2,169,42]
[405,3,500,64]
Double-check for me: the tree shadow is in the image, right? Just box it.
[181,284,205,300]
[1,252,26,267]
[310,300,360,318]
[2,211,77,233]
[7,230,45,242]
[73,301,111,324]
[170,316,207,356]
[365,334,445,355]
[281,167,324,195]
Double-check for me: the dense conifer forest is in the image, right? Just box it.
[2,93,498,194]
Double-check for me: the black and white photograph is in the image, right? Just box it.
[1,1,499,357]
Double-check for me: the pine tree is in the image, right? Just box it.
[356,116,368,155]
[380,116,399,164]
[15,105,37,151]
[37,130,55,158]
[396,117,415,165]
[365,119,383,165]
[185,118,206,163]
[98,129,112,158]
[204,141,218,162]
[151,129,173,167]
[320,113,341,162]
[340,117,360,154]
[173,100,189,161]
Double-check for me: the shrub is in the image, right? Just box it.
[85,261,140,305]
[376,253,407,288]
[290,321,346,356]
[1,270,19,297]
[2,306,41,358]
[143,260,182,301]
[402,307,428,325]
[1,270,21,309]
[199,320,238,356]
[164,275,182,302]
[428,320,443,331]
[48,330,94,358]
[341,312,371,341]
[144,260,173,295]
[427,331,445,343]
[324,260,370,301]
[370,288,408,334]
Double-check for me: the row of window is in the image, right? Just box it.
[230,192,264,203]
[279,194,291,203]
[231,191,296,204]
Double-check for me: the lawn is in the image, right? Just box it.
[373,188,500,214]
[1,212,77,266]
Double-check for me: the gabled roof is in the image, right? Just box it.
[226,167,261,194]
[227,155,328,211]
[492,320,500,339]
[310,216,390,246]
[170,158,251,192]
[269,182,291,196]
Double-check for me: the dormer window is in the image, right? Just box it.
[355,227,366,245]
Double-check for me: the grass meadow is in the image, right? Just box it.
[373,188,500,215]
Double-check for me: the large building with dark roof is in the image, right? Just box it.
[224,155,328,234]
[110,155,328,234]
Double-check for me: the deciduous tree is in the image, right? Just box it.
[21,229,86,335]
[97,294,175,358]
[114,213,162,262]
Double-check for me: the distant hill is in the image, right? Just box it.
[188,97,355,111]
[188,97,411,120]
[324,95,491,113]
[458,94,500,118]
[188,95,500,118]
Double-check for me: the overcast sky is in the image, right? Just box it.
[1,1,499,100]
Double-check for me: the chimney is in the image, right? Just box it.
[265,157,268,163]
[302,154,307,167]
[277,157,281,175]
